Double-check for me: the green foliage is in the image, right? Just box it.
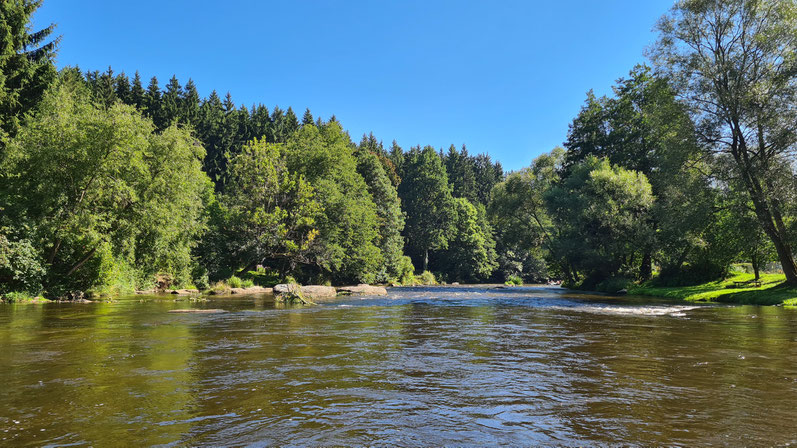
[0,232,45,294]
[0,0,59,140]
[415,270,437,286]
[398,146,456,271]
[1,74,209,297]
[227,275,243,288]
[546,157,654,289]
[284,123,383,283]
[435,198,497,282]
[206,137,319,280]
[396,255,415,285]
[356,137,406,281]
[505,275,523,286]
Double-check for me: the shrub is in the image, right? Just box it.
[415,271,437,285]
[397,256,415,285]
[242,278,254,288]
[227,276,243,288]
[505,275,523,286]
[595,276,631,293]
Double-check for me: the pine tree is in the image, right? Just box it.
[160,75,182,127]
[130,71,145,110]
[250,104,271,140]
[269,106,285,142]
[356,141,405,280]
[95,66,117,108]
[115,72,131,105]
[302,108,314,126]
[180,78,200,126]
[197,90,225,188]
[284,107,299,138]
[0,0,59,140]
[143,76,163,129]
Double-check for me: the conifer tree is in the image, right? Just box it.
[0,0,59,140]
[114,72,131,105]
[160,75,182,127]
[284,107,299,138]
[143,76,163,129]
[302,108,314,126]
[130,71,145,110]
[180,78,200,126]
[250,104,271,140]
[94,66,117,107]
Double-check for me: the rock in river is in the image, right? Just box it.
[337,284,388,296]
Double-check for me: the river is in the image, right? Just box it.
[2,285,797,446]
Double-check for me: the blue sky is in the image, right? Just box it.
[34,0,674,171]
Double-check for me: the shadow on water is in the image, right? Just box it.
[1,285,797,446]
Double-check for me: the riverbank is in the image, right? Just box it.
[629,272,797,306]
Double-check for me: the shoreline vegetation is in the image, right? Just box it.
[4,1,797,308]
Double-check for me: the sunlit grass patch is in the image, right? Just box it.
[629,272,797,305]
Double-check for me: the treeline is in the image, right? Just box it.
[3,0,797,298]
[0,1,507,298]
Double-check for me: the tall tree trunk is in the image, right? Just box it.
[640,251,652,281]
[751,252,760,281]
[423,249,429,272]
[733,136,797,285]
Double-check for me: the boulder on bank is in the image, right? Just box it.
[337,284,388,296]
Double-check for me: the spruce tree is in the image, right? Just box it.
[180,78,200,126]
[284,107,299,138]
[302,108,314,126]
[160,75,182,127]
[130,71,145,110]
[0,0,59,139]
[143,76,163,129]
[115,72,131,105]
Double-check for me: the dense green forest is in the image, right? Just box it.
[2,0,797,299]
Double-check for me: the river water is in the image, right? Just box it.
[2,285,797,446]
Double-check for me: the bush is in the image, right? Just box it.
[397,256,415,285]
[227,275,243,288]
[505,275,523,286]
[415,270,437,285]
[595,276,631,293]
[242,278,254,288]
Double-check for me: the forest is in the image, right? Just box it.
[2,0,797,299]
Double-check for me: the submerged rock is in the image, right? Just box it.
[337,284,388,296]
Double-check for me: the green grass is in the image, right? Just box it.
[629,272,797,306]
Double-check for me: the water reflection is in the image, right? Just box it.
[1,286,797,446]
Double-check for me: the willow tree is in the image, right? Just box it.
[652,0,797,283]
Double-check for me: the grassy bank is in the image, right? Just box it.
[629,272,797,306]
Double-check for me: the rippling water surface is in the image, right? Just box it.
[2,285,797,446]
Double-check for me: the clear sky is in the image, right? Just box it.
[33,0,674,171]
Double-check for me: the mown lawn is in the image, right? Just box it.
[629,272,797,306]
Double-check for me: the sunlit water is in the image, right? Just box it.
[2,285,797,446]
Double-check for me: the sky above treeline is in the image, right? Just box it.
[34,0,675,171]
